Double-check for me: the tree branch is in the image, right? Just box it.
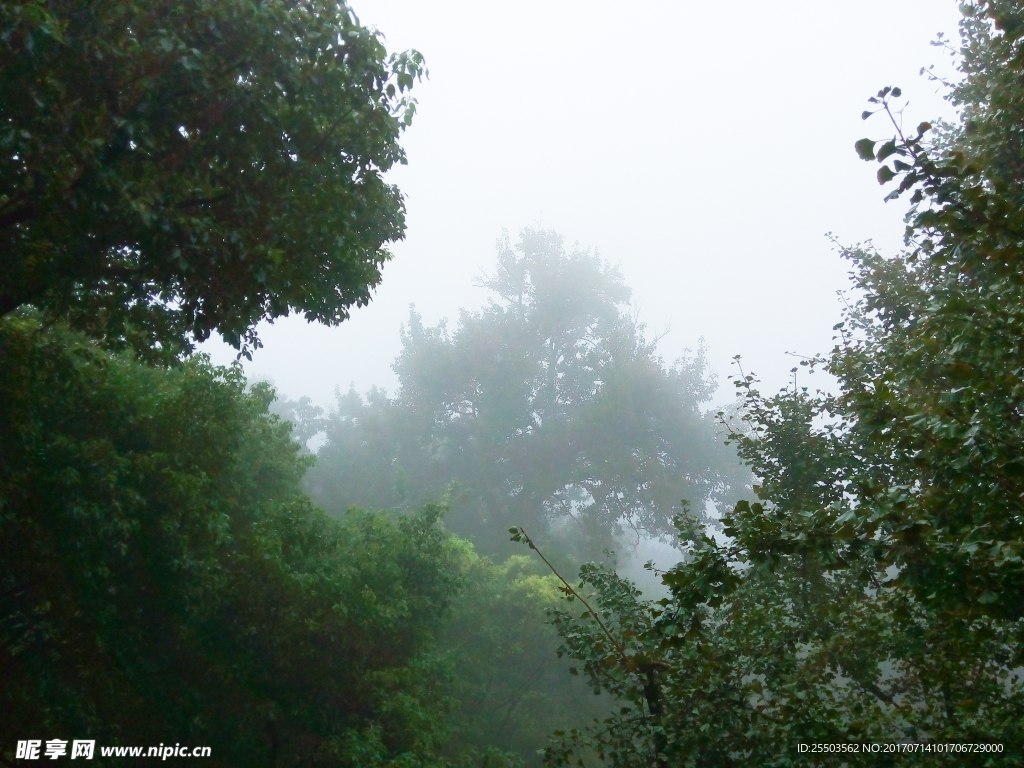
[510,526,628,661]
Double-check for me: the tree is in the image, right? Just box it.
[523,2,1024,764]
[826,1,1024,621]
[513,526,1023,768]
[0,0,424,360]
[439,549,609,768]
[305,227,749,558]
[0,317,519,768]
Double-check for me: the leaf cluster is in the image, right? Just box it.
[1,0,425,358]
[0,318,511,768]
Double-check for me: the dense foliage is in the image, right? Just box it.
[525,2,1024,765]
[305,227,749,558]
[439,551,608,767]
[516,534,1022,767]
[0,318,509,768]
[1,0,424,359]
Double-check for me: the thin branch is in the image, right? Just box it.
[511,526,627,660]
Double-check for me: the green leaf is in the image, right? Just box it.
[855,138,876,161]
[875,139,898,161]
[877,165,896,184]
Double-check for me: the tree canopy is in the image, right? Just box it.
[0,318,511,767]
[304,227,749,558]
[439,550,609,767]
[1,0,424,359]
[519,2,1024,764]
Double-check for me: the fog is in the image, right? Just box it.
[13,2,1023,761]
[203,0,960,409]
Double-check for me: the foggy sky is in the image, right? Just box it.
[202,0,963,410]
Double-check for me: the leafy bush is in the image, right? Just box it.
[0,318,500,767]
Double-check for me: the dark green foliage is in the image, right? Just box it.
[0,318,506,767]
[0,0,424,359]
[530,548,1023,768]
[305,227,749,559]
[1,3,533,765]
[440,551,608,767]
[826,0,1024,623]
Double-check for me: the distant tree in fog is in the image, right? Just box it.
[306,227,749,558]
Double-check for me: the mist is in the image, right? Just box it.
[9,1,1023,764]
[199,0,963,590]
[202,0,961,410]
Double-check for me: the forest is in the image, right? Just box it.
[1,0,1023,766]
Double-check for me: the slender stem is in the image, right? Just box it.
[513,527,627,660]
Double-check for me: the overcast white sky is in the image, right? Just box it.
[203,0,963,410]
